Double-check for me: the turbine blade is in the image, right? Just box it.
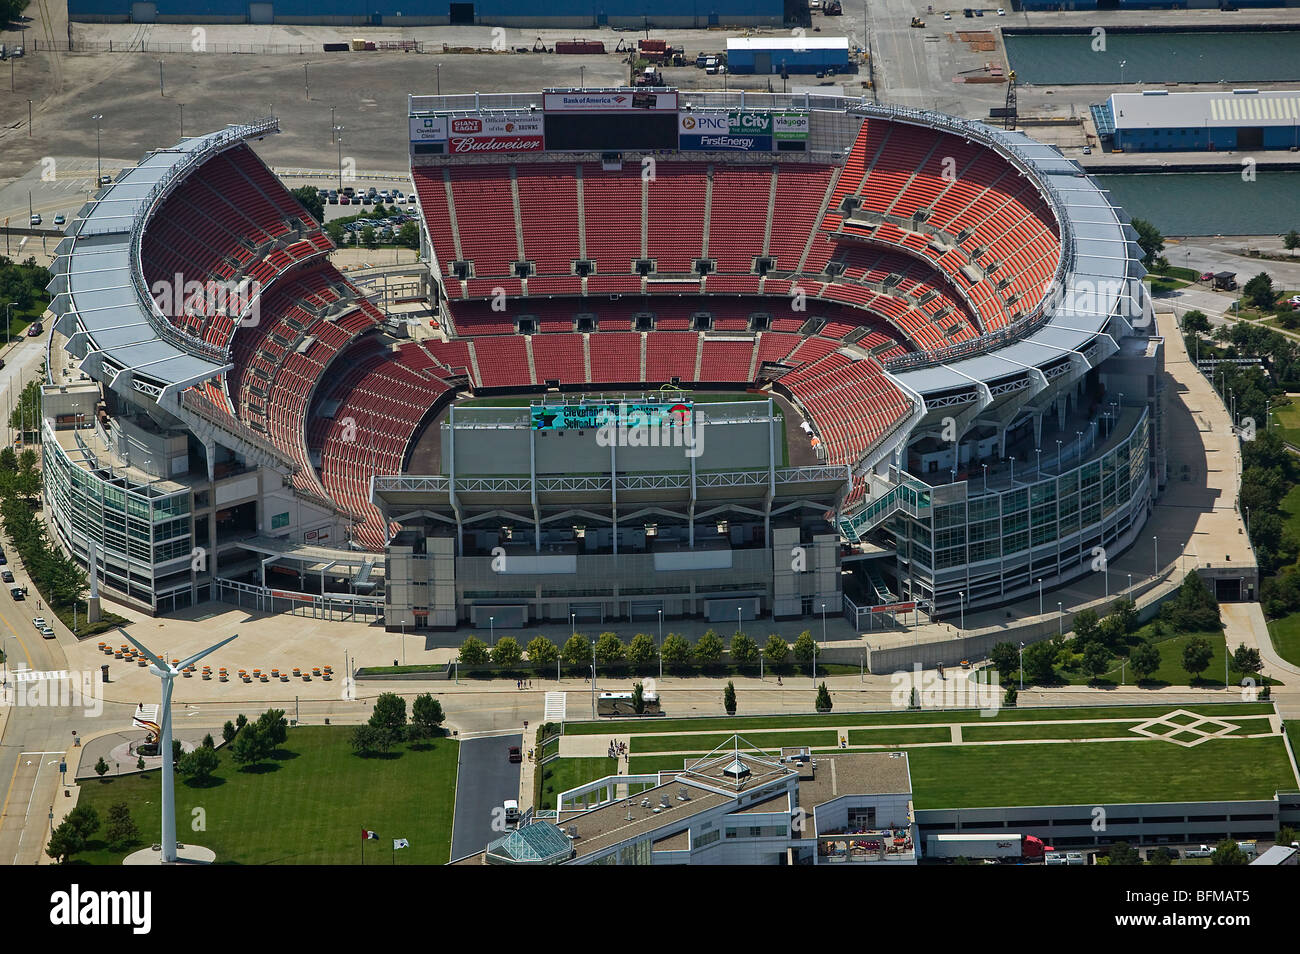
[119,628,167,669]
[176,633,240,672]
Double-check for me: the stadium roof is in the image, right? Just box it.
[1108,89,1300,130]
[49,121,278,400]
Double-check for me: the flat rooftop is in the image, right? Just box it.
[1109,89,1300,130]
[798,751,913,811]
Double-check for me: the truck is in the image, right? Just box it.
[925,833,1052,861]
[638,39,673,64]
[503,799,521,826]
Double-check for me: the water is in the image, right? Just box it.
[1093,171,1300,237]
[1004,31,1300,86]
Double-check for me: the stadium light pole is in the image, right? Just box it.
[92,114,103,187]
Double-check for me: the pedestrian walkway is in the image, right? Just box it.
[1225,602,1300,679]
[544,691,566,722]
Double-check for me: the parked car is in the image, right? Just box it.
[943,10,952,18]
[508,745,522,763]
[54,213,66,226]
[328,193,339,204]
[0,550,7,565]
[40,626,55,639]
[1288,295,1300,306]
[26,320,43,337]
[339,195,351,205]
[1185,844,1214,858]
[98,174,113,186]
[406,195,418,206]
[1,570,12,584]
[1082,145,1092,155]
[10,586,23,601]
[997,6,1005,14]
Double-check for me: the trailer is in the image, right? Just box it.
[925,833,1051,861]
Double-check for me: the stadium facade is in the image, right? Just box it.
[43,87,1161,640]
[66,0,784,27]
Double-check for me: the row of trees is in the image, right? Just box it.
[990,575,1235,686]
[0,444,91,613]
[0,254,50,315]
[47,803,142,864]
[458,629,821,671]
[352,692,445,756]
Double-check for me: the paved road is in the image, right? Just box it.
[450,732,521,861]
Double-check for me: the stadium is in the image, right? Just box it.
[42,87,1161,636]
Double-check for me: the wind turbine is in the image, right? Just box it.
[119,627,238,863]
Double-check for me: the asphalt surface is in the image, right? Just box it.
[449,731,522,861]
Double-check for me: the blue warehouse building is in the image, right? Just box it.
[1100,88,1300,153]
[725,37,851,75]
[67,0,785,27]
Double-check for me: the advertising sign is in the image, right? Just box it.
[446,114,545,154]
[728,111,772,134]
[773,112,810,140]
[531,402,694,431]
[679,132,773,152]
[678,112,729,135]
[543,90,678,112]
[408,115,447,143]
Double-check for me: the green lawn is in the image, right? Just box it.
[566,702,1273,737]
[1271,397,1300,448]
[961,721,1147,742]
[845,726,954,745]
[537,756,617,810]
[71,726,458,865]
[630,729,838,754]
[909,737,1295,808]
[1267,609,1300,669]
[1050,630,1271,688]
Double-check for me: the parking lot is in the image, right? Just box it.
[450,733,523,861]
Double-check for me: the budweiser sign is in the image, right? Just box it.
[449,135,545,153]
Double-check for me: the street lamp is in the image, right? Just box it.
[92,114,104,187]
[958,591,965,631]
[1058,602,1063,636]
[817,603,825,683]
[1127,573,1132,596]
[1056,439,1062,470]
[1009,457,1015,484]
[330,105,336,142]
[489,615,494,646]
[1018,641,1024,690]
[335,126,344,191]
[982,463,988,492]
[1119,59,1127,85]
[5,302,15,347]
[1037,578,1043,617]
[1152,535,1158,577]
[657,609,663,680]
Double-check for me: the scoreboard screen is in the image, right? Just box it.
[544,112,679,152]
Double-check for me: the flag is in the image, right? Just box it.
[362,829,378,841]
[393,838,409,850]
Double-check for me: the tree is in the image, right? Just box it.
[94,757,109,778]
[1021,640,1058,684]
[723,680,737,715]
[398,221,420,249]
[369,692,408,745]
[290,186,325,223]
[231,723,272,767]
[136,756,145,771]
[1232,642,1263,678]
[562,633,591,667]
[64,805,100,843]
[459,635,490,665]
[1131,218,1164,269]
[730,631,759,665]
[361,225,378,249]
[1107,841,1142,866]
[1180,309,1211,337]
[1072,609,1099,645]
[1181,635,1214,683]
[1109,598,1138,635]
[764,634,790,666]
[491,636,523,668]
[593,631,626,664]
[526,635,559,669]
[1285,229,1300,256]
[632,682,645,714]
[1244,271,1276,311]
[325,219,345,247]
[46,822,85,864]
[236,713,248,730]
[1003,685,1018,708]
[255,708,288,748]
[989,641,1018,680]
[660,633,693,668]
[792,630,817,665]
[202,733,215,749]
[0,447,15,472]
[222,720,236,744]
[105,802,141,852]
[694,629,725,666]
[351,723,389,756]
[410,693,445,739]
[626,633,657,670]
[1083,642,1112,683]
[1211,839,1248,865]
[178,745,219,784]
[1147,846,1173,865]
[1162,572,1222,632]
[815,681,832,712]
[1129,640,1161,683]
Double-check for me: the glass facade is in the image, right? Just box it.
[889,410,1151,614]
[43,426,195,611]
